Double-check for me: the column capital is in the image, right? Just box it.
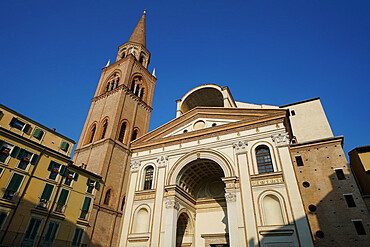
[156,155,168,168]
[165,199,180,210]
[271,133,290,147]
[225,192,237,202]
[232,140,248,154]
[130,160,141,172]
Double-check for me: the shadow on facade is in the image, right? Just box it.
[0,196,101,247]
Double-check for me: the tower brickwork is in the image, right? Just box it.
[72,11,156,247]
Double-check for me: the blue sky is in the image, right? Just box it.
[0,1,369,156]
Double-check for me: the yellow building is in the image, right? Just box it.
[0,104,101,247]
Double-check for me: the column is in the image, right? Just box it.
[163,197,179,247]
[224,186,239,247]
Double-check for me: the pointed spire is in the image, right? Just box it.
[105,59,110,67]
[152,68,156,77]
[128,10,146,47]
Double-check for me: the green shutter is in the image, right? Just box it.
[73,173,79,181]
[7,173,24,192]
[94,181,99,189]
[60,141,69,152]
[16,149,25,159]
[87,178,91,186]
[41,184,54,200]
[10,146,20,158]
[33,129,44,140]
[9,117,16,127]
[30,154,39,165]
[0,140,4,148]
[23,124,31,133]
[59,165,66,175]
[81,197,91,211]
[47,161,55,171]
[57,189,69,205]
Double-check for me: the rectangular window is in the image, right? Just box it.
[22,217,43,246]
[38,184,54,209]
[71,227,84,247]
[295,156,304,166]
[0,141,14,164]
[60,141,70,152]
[79,197,92,220]
[32,128,44,140]
[16,149,34,170]
[47,161,62,180]
[86,178,99,194]
[335,169,346,180]
[3,173,24,200]
[291,110,296,116]
[42,221,59,246]
[64,170,78,186]
[352,220,366,235]
[0,211,8,230]
[55,189,69,214]
[10,117,25,130]
[344,194,356,207]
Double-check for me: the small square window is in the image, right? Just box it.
[48,162,61,180]
[17,150,33,170]
[295,156,304,166]
[60,141,69,152]
[32,128,44,140]
[352,220,366,235]
[335,169,346,180]
[344,194,356,207]
[10,118,25,130]
[291,110,296,116]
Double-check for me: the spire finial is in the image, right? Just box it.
[152,68,156,77]
[144,9,146,14]
[128,11,146,47]
[105,59,110,67]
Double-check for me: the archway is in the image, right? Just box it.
[174,159,230,247]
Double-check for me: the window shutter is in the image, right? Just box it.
[0,140,4,148]
[47,161,55,171]
[81,197,91,211]
[60,141,69,152]
[41,184,54,200]
[16,149,25,159]
[9,117,17,127]
[7,173,23,192]
[10,146,20,158]
[95,181,100,189]
[73,173,79,181]
[59,165,67,176]
[87,178,91,186]
[23,124,31,133]
[57,189,69,205]
[30,154,39,165]
[33,129,44,140]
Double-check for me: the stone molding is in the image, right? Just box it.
[156,155,168,167]
[232,140,248,154]
[165,199,180,210]
[271,133,290,147]
[225,192,236,202]
[130,160,141,172]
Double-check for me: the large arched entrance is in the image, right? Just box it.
[175,159,230,247]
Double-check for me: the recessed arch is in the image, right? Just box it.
[117,120,129,143]
[102,70,121,94]
[258,190,288,226]
[103,188,113,206]
[99,117,109,140]
[131,128,140,142]
[85,122,98,145]
[167,149,235,186]
[131,204,151,234]
[129,74,147,101]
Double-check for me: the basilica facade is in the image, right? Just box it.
[74,12,370,247]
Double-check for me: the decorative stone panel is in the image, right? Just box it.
[271,133,290,147]
[232,140,248,154]
[156,155,168,168]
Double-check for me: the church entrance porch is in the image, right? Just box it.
[165,159,239,247]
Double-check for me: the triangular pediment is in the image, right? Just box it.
[132,107,288,149]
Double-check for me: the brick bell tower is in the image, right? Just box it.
[73,10,156,247]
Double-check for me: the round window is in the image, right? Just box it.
[308,205,317,212]
[303,182,310,188]
[193,120,205,130]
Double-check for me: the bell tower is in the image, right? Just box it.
[73,11,156,247]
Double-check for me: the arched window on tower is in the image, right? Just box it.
[256,145,273,174]
[87,124,96,144]
[104,73,120,93]
[121,49,126,59]
[143,166,154,190]
[138,88,144,99]
[139,54,145,66]
[100,119,108,139]
[104,189,111,205]
[130,75,144,99]
[131,129,139,141]
[118,122,127,142]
